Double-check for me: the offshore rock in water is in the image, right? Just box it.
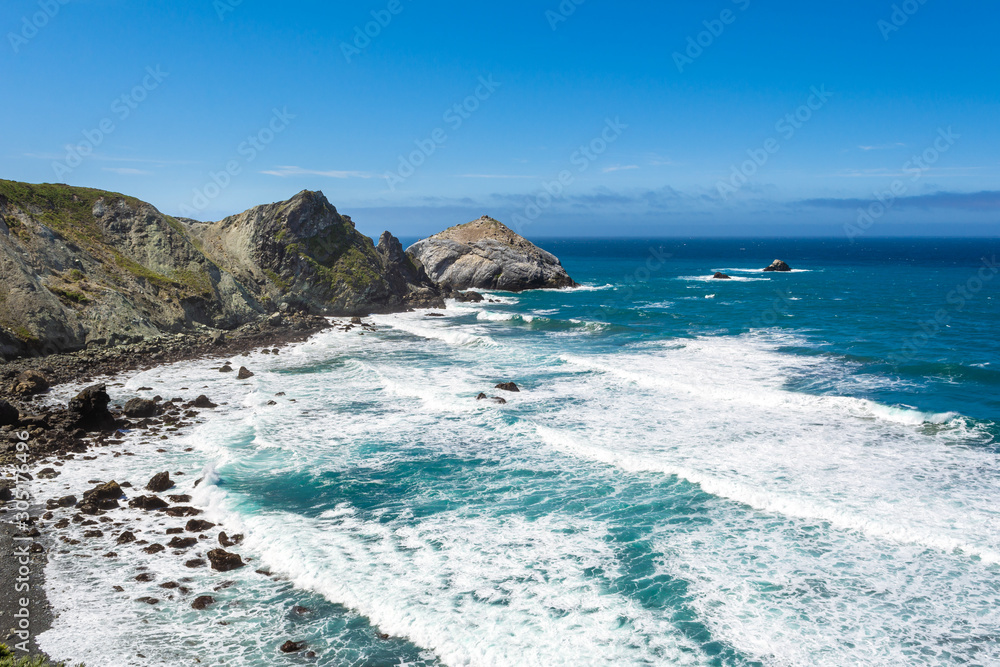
[208,548,245,572]
[406,215,577,292]
[495,382,520,392]
[713,272,732,279]
[146,471,175,492]
[763,259,792,272]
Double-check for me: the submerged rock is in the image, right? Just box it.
[406,216,577,292]
[763,259,792,272]
[280,641,307,653]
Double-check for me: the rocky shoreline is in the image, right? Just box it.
[0,315,350,662]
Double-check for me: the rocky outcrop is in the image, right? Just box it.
[406,216,576,292]
[189,190,443,316]
[0,181,443,359]
[713,272,731,280]
[763,260,792,272]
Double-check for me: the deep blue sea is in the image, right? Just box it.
[32,239,1000,666]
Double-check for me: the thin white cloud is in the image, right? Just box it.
[602,164,639,173]
[102,167,151,175]
[858,142,906,151]
[23,152,196,165]
[260,165,375,179]
[458,173,536,179]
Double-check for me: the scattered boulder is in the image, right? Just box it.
[237,367,254,380]
[167,536,198,549]
[116,531,136,544]
[453,291,484,302]
[83,481,122,502]
[136,597,159,605]
[218,532,243,547]
[135,573,155,582]
[83,529,104,538]
[146,471,174,493]
[143,544,165,554]
[57,495,77,507]
[476,393,488,400]
[495,382,520,392]
[350,316,363,325]
[219,365,233,373]
[191,595,216,610]
[11,370,50,396]
[0,400,19,427]
[129,495,169,511]
[168,494,192,503]
[763,259,792,272]
[186,519,216,533]
[123,398,157,418]
[207,548,245,572]
[712,272,732,280]
[280,641,307,654]
[37,468,60,479]
[192,395,217,409]
[163,506,203,517]
[68,384,116,431]
[185,558,206,568]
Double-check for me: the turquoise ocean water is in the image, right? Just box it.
[33,239,1000,666]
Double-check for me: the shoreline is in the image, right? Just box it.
[0,314,353,663]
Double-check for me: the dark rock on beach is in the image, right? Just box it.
[763,259,792,272]
[10,370,50,396]
[123,397,158,418]
[68,384,116,431]
[0,399,18,426]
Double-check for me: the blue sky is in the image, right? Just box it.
[2,0,998,238]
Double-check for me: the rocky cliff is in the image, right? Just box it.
[0,181,440,359]
[406,216,576,291]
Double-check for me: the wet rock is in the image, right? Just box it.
[219,532,243,547]
[763,259,792,272]
[350,316,363,325]
[69,384,116,431]
[191,595,215,610]
[280,641,307,653]
[712,272,732,280]
[495,382,520,392]
[167,536,198,549]
[143,544,165,554]
[0,400,19,427]
[166,527,183,534]
[185,558,205,568]
[475,393,488,400]
[453,290,484,302]
[186,519,216,532]
[136,597,159,605]
[83,481,123,502]
[11,370,50,396]
[135,572,155,582]
[219,364,233,373]
[116,531,136,544]
[237,367,254,380]
[83,529,104,538]
[129,495,169,511]
[192,395,217,409]
[37,467,60,479]
[146,471,174,492]
[112,585,124,592]
[163,506,202,517]
[168,494,192,503]
[123,398,158,418]
[159,581,179,589]
[207,548,245,572]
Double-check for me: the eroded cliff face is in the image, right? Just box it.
[406,216,577,292]
[0,182,440,358]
